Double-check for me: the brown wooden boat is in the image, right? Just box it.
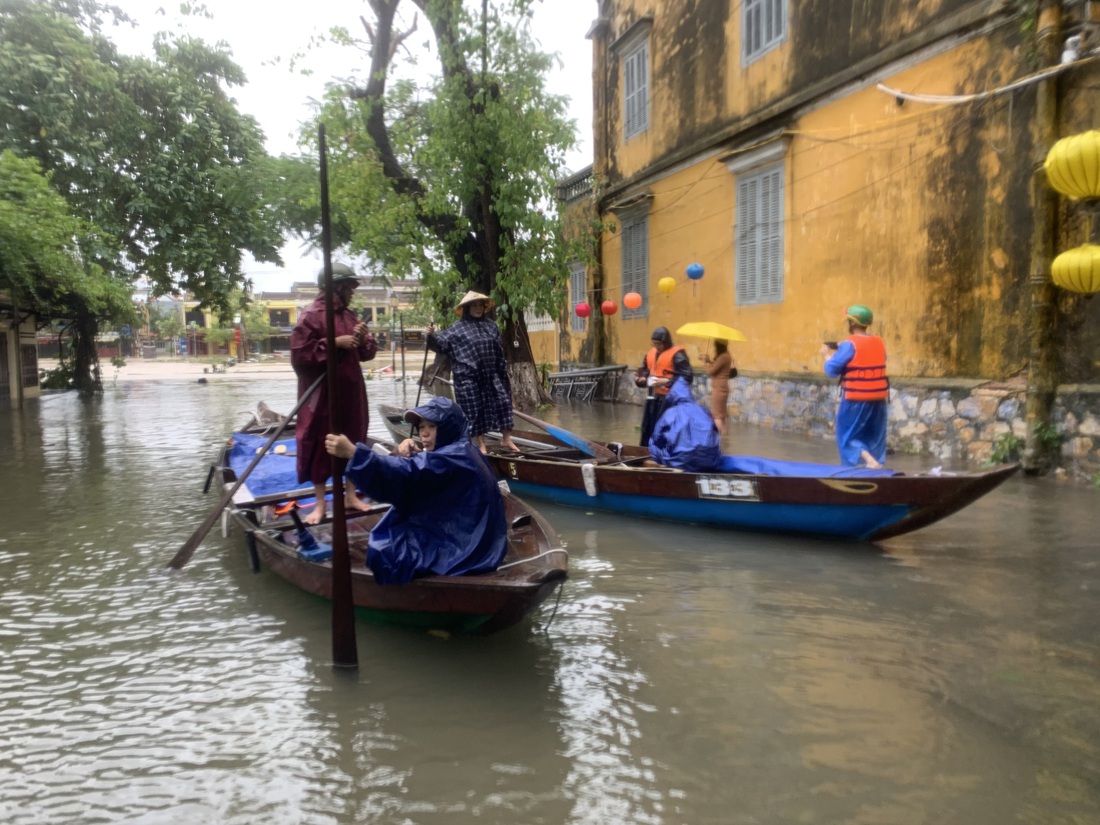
[214,423,568,634]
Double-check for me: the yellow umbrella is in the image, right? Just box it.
[674,321,747,342]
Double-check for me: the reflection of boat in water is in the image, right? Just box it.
[213,419,568,634]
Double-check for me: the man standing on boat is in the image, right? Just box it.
[291,263,377,524]
[634,326,694,447]
[324,396,507,585]
[821,305,889,468]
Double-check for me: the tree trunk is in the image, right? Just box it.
[503,316,551,409]
[72,310,102,395]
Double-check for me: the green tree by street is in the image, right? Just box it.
[0,0,288,392]
[310,0,577,407]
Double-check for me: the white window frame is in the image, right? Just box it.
[623,39,649,140]
[621,212,649,319]
[742,0,787,66]
[569,261,587,332]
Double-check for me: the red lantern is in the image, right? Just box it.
[601,300,618,315]
[574,302,591,318]
[623,292,642,309]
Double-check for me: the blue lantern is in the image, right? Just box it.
[686,263,704,280]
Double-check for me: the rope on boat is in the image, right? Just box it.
[540,580,566,634]
[497,547,570,570]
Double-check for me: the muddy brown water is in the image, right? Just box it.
[1,376,1098,824]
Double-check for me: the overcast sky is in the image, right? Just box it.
[107,0,594,292]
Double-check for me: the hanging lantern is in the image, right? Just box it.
[574,302,591,318]
[658,277,676,294]
[623,291,642,309]
[601,300,618,315]
[1051,244,1100,294]
[686,263,705,280]
[1044,131,1100,201]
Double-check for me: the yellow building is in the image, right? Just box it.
[568,0,1100,381]
[1,292,40,408]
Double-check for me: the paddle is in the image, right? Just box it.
[409,340,432,438]
[512,409,617,461]
[166,373,325,570]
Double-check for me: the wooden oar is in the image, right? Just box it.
[166,373,325,570]
[512,410,617,461]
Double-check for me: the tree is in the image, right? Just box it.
[0,0,287,391]
[0,149,133,387]
[312,0,577,407]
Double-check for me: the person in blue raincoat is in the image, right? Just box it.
[648,376,723,472]
[323,396,507,585]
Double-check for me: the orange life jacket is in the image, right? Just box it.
[841,334,889,401]
[645,346,685,396]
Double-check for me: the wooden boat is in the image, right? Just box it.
[213,421,568,634]
[464,426,1018,543]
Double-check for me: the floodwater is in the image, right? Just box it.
[1,375,1098,825]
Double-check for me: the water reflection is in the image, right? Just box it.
[0,378,1097,823]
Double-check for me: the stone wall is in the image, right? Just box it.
[611,372,1100,483]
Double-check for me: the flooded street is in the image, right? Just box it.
[1,372,1098,824]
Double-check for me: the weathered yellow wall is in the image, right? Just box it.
[594,1,1042,379]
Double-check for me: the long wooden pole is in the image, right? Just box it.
[1024,0,1062,474]
[319,123,358,669]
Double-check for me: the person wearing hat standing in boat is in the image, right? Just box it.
[323,396,508,585]
[821,304,888,468]
[426,291,519,454]
[291,263,378,524]
[634,326,694,447]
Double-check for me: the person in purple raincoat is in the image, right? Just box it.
[291,263,377,524]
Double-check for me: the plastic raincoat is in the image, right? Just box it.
[342,397,508,585]
[648,378,723,472]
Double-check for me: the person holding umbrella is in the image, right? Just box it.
[700,339,736,437]
[634,326,694,447]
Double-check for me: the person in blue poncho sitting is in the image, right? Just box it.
[323,396,508,585]
[648,376,723,473]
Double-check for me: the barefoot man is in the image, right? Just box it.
[290,263,377,524]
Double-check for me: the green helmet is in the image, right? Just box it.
[317,262,359,288]
[846,304,873,326]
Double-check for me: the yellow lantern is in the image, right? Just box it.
[658,277,676,295]
[1044,131,1100,201]
[1051,244,1100,294]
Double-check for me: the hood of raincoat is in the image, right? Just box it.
[648,377,722,472]
[404,396,470,448]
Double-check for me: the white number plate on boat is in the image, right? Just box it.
[695,476,759,501]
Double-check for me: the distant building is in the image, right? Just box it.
[0,290,40,408]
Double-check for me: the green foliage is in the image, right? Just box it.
[39,361,75,390]
[1034,422,1062,448]
[990,432,1023,464]
[1,0,290,388]
[310,0,577,333]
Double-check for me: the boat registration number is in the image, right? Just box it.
[695,476,759,501]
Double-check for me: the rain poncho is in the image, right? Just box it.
[648,377,722,472]
[290,293,376,485]
[342,397,508,585]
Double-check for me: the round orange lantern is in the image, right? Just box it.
[574,302,591,318]
[601,300,618,315]
[623,291,642,309]
[1051,244,1100,294]
[658,277,676,295]
[1044,131,1100,201]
